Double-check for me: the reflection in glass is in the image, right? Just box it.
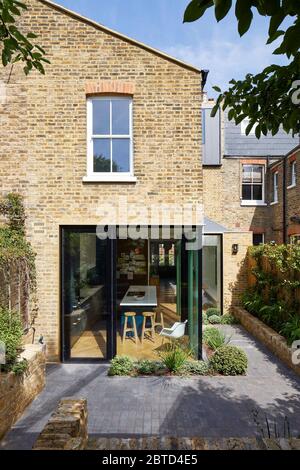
[203,235,221,311]
[112,100,130,135]
[63,230,109,359]
[93,139,111,172]
[93,100,110,135]
[112,139,130,172]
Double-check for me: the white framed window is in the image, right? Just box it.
[288,161,297,188]
[84,96,135,182]
[272,171,279,203]
[241,118,258,136]
[241,164,265,205]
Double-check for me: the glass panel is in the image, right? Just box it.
[252,166,263,183]
[93,139,111,172]
[203,235,221,312]
[188,249,199,358]
[253,184,263,200]
[92,100,110,135]
[112,100,130,135]
[242,165,252,183]
[62,229,110,360]
[253,234,264,246]
[112,139,130,172]
[242,184,252,200]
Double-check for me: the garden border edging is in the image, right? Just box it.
[233,306,300,377]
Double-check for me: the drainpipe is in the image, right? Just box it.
[283,156,287,244]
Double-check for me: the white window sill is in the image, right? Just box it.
[270,201,278,206]
[287,184,296,190]
[83,175,137,183]
[240,201,267,207]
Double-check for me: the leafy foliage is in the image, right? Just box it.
[210,345,248,375]
[0,0,49,74]
[208,314,222,324]
[220,314,239,325]
[108,355,134,376]
[184,0,300,136]
[136,359,158,375]
[158,342,192,373]
[206,307,221,318]
[280,315,300,345]
[0,306,23,372]
[181,360,212,375]
[10,358,28,375]
[203,326,230,350]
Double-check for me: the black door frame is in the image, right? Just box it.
[60,226,203,362]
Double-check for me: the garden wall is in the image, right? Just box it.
[233,306,300,377]
[0,344,46,440]
[33,398,88,450]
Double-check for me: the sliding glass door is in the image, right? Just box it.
[61,227,114,361]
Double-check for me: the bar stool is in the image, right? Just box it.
[122,312,138,344]
[153,308,165,331]
[141,312,156,343]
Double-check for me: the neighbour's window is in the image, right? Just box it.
[273,171,279,203]
[290,161,297,187]
[242,165,264,203]
[87,97,133,175]
[253,233,264,246]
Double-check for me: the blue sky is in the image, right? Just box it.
[54,0,287,96]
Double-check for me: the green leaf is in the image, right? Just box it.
[214,0,232,22]
[184,0,213,23]
[212,85,221,92]
[235,0,253,36]
[266,30,284,45]
[268,11,285,37]
[27,32,38,39]
[255,124,261,139]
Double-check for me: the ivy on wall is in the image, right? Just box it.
[0,193,37,326]
[243,244,300,345]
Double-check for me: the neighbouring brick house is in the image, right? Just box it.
[0,0,287,363]
[202,95,300,246]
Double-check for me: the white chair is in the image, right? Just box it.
[159,320,187,342]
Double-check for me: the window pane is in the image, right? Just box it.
[242,184,252,200]
[242,166,252,183]
[112,139,130,172]
[93,139,111,172]
[253,234,264,246]
[112,100,130,135]
[93,100,110,135]
[252,166,263,183]
[253,184,263,200]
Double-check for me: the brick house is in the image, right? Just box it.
[0,0,288,363]
[202,95,300,246]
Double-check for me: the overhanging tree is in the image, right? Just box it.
[0,0,49,75]
[184,0,300,137]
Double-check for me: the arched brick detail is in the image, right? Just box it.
[85,81,135,95]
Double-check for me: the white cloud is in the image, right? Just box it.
[165,36,286,97]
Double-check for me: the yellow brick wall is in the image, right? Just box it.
[0,0,202,359]
[223,231,253,312]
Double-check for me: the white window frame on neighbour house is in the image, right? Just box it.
[288,161,297,189]
[83,96,136,183]
[241,164,266,206]
[271,171,279,204]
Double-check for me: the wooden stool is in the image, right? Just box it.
[122,312,138,344]
[154,308,165,331]
[141,312,155,343]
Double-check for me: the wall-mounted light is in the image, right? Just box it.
[232,244,239,255]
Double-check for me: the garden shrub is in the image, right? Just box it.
[208,314,221,324]
[210,345,248,376]
[202,312,208,325]
[203,327,230,351]
[158,342,191,373]
[136,359,158,375]
[181,360,211,375]
[0,307,23,372]
[206,308,221,318]
[10,359,28,376]
[280,315,300,346]
[108,355,134,376]
[220,314,239,325]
